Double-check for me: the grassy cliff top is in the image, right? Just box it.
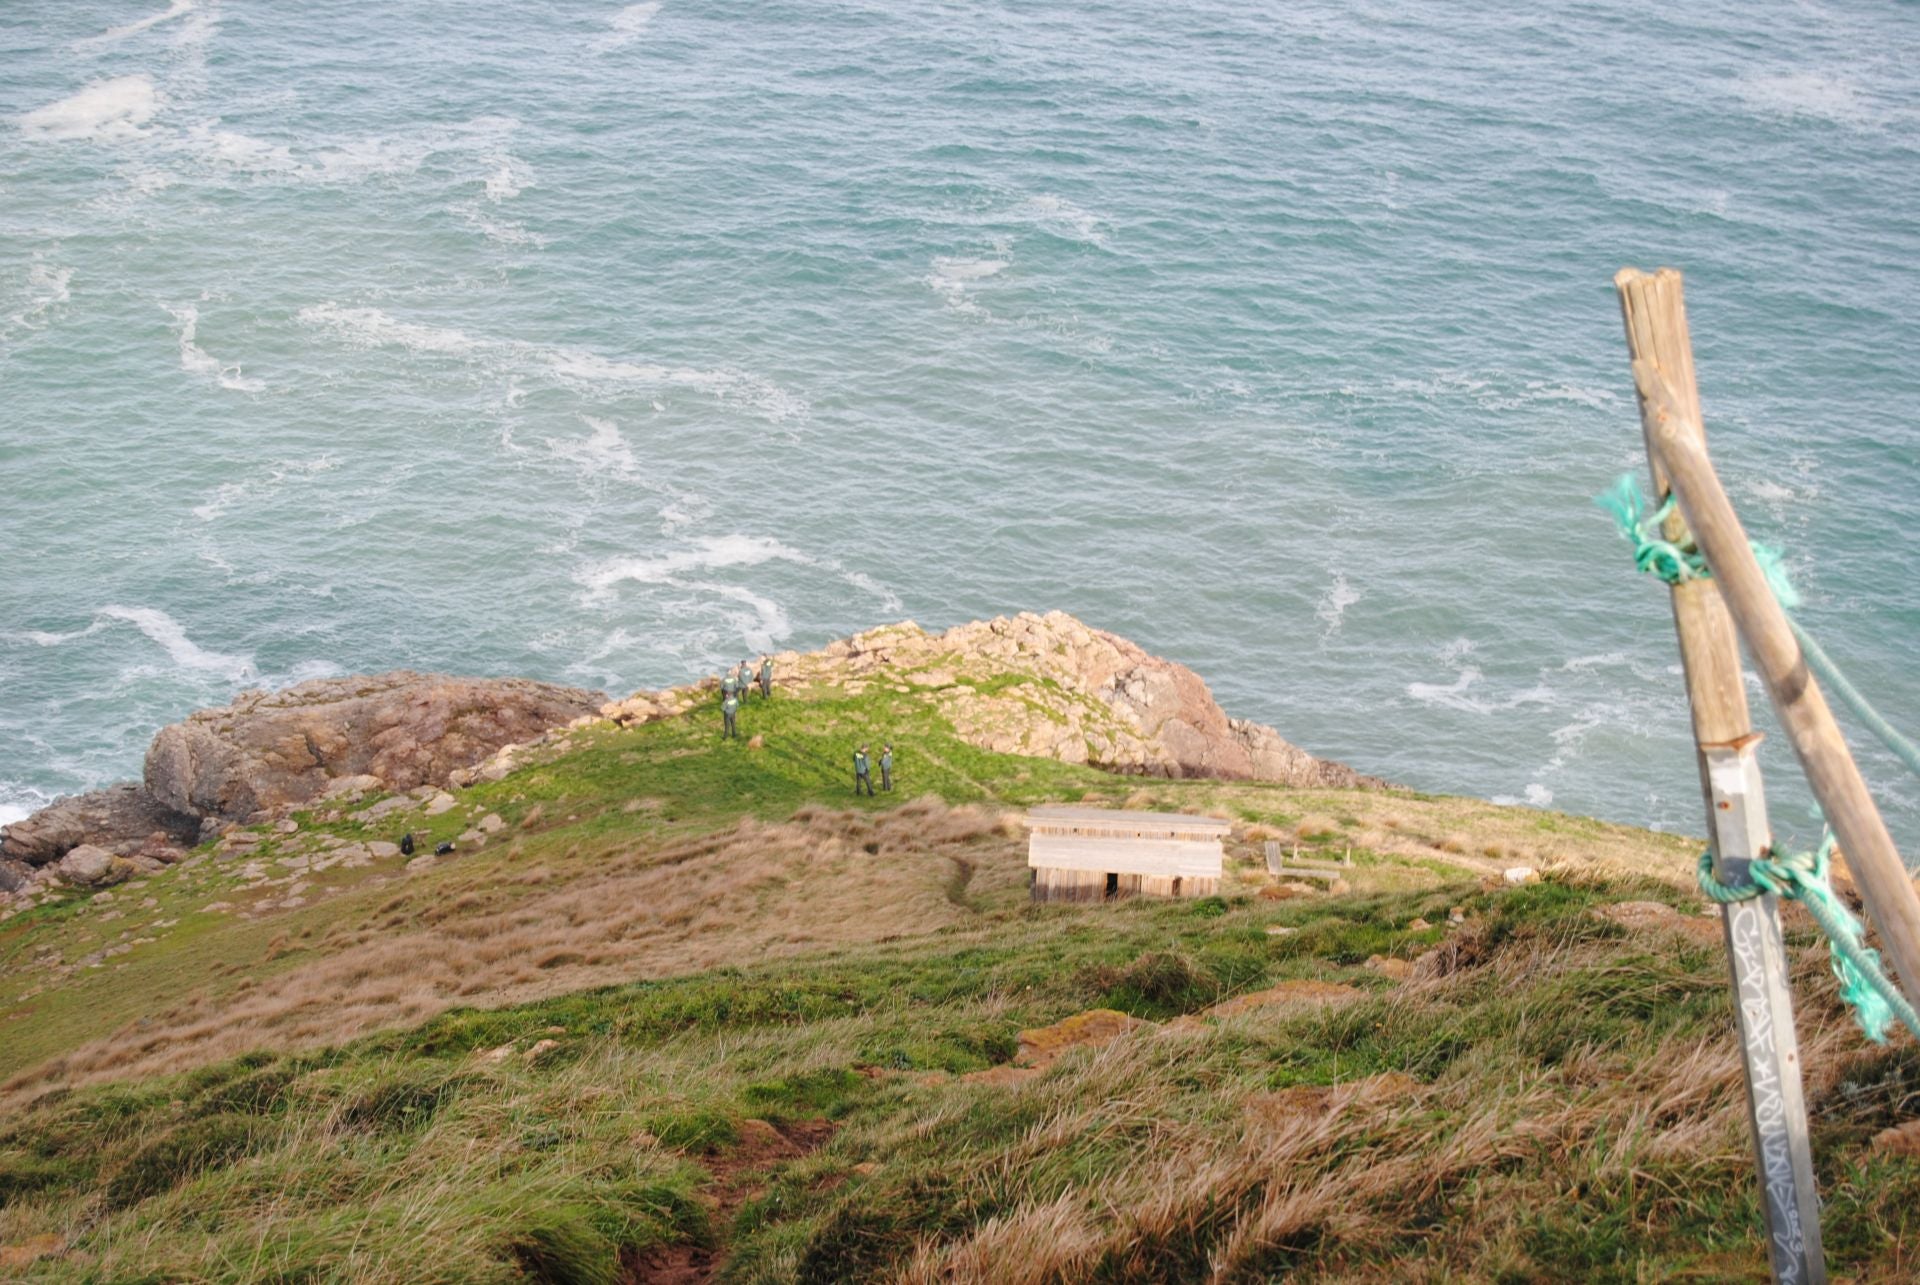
[1,672,1914,1280]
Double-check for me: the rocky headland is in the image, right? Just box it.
[1,612,1376,902]
[1,673,603,895]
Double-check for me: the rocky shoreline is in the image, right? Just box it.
[1,611,1381,902]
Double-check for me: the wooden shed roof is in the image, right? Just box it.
[1023,806,1231,836]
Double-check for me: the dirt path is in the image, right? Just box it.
[623,1118,837,1284]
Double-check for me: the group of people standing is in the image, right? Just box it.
[713,655,896,797]
[719,655,774,738]
[853,744,894,795]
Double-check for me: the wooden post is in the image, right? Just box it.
[1634,363,1920,1008]
[1617,267,1825,1284]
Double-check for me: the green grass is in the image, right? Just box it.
[5,672,1878,1281]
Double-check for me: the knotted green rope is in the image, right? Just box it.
[1600,472,1920,1042]
[1599,474,1920,781]
[1697,840,1920,1044]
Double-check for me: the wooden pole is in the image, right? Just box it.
[1616,267,1825,1284]
[1634,359,1920,1008]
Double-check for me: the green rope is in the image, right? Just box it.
[1790,616,1920,784]
[1698,840,1920,1044]
[1599,473,1920,782]
[1600,472,1920,1042]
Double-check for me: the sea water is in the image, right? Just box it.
[3,0,1918,855]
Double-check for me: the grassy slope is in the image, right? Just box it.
[1,678,1916,1280]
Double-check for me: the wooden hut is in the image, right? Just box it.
[1024,806,1228,902]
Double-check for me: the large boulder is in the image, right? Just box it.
[145,672,604,821]
[0,783,200,867]
[55,844,130,889]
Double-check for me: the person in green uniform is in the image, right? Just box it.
[722,691,739,739]
[737,659,755,699]
[853,745,874,796]
[759,655,773,699]
[880,744,893,792]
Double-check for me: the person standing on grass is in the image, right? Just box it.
[722,690,740,739]
[853,744,875,796]
[738,658,755,700]
[759,654,773,699]
[880,744,894,792]
[721,669,737,707]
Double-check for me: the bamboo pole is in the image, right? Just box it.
[1616,267,1824,1284]
[1633,359,1920,1008]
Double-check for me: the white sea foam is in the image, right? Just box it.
[296,303,482,355]
[576,535,816,603]
[12,606,255,682]
[1559,652,1627,673]
[0,800,36,829]
[296,303,806,421]
[167,303,264,392]
[1523,783,1554,807]
[574,536,802,650]
[19,76,160,141]
[1013,194,1108,246]
[193,456,336,521]
[1315,570,1359,635]
[5,261,73,336]
[571,533,899,652]
[484,154,529,201]
[1405,665,1554,715]
[926,257,1008,313]
[658,494,712,535]
[100,606,254,680]
[552,415,639,477]
[1734,71,1870,126]
[839,569,904,616]
[183,123,298,173]
[73,0,196,50]
[597,3,663,51]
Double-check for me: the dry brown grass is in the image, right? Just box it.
[873,930,1883,1284]
[4,798,1022,1101]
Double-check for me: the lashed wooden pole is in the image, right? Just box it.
[1629,351,1920,1010]
[1617,267,1824,1284]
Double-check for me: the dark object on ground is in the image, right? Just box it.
[400,832,415,856]
[434,841,454,855]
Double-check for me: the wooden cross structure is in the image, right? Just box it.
[1616,267,1920,1285]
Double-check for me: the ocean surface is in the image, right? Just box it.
[4,0,1918,856]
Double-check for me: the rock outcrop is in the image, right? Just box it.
[0,783,200,867]
[144,672,604,821]
[606,611,1383,789]
[2,673,603,880]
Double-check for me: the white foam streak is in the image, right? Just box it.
[551,415,638,477]
[184,124,298,172]
[9,607,254,683]
[598,3,663,51]
[73,0,196,49]
[576,535,816,603]
[296,303,481,355]
[296,303,806,421]
[98,606,254,680]
[1735,71,1871,125]
[192,456,336,521]
[1315,570,1359,635]
[5,262,73,337]
[1405,666,1554,715]
[927,257,1008,313]
[19,76,159,141]
[167,303,264,392]
[1014,194,1108,245]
